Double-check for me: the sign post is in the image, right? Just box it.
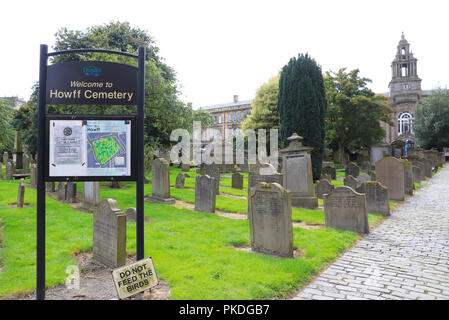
[36,45,146,300]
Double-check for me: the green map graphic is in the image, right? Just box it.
[93,136,120,165]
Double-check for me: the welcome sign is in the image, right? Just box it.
[46,61,137,105]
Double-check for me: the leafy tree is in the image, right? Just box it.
[324,68,392,162]
[278,54,327,180]
[413,88,449,150]
[0,99,15,153]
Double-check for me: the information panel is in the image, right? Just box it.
[48,118,134,179]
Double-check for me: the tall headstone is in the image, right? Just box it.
[22,154,30,173]
[280,133,318,209]
[375,157,405,201]
[203,163,220,194]
[345,163,360,178]
[147,158,175,204]
[231,172,244,189]
[422,159,433,178]
[194,175,216,213]
[249,182,293,258]
[315,179,335,199]
[2,151,8,165]
[410,160,426,182]
[356,182,390,216]
[30,164,37,187]
[401,160,414,195]
[6,161,13,180]
[82,182,100,212]
[324,186,369,234]
[175,173,186,189]
[66,182,77,203]
[371,144,390,167]
[12,129,23,169]
[412,166,422,184]
[17,178,25,207]
[93,199,126,268]
[57,182,67,201]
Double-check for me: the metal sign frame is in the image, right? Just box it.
[36,45,146,300]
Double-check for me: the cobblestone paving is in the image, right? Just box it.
[293,165,449,300]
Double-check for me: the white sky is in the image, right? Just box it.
[1,0,448,108]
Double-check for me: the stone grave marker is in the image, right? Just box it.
[57,182,67,201]
[360,161,371,173]
[422,159,433,178]
[175,173,186,189]
[181,163,190,172]
[321,173,332,182]
[401,160,414,195]
[231,171,244,189]
[324,186,369,234]
[203,163,220,194]
[147,158,175,204]
[280,133,318,209]
[345,162,360,178]
[17,178,25,207]
[194,175,216,213]
[110,181,121,188]
[344,175,360,190]
[411,160,426,182]
[248,182,293,258]
[29,164,37,187]
[412,166,422,183]
[6,161,13,180]
[46,182,56,193]
[356,181,390,216]
[315,179,335,199]
[125,207,136,222]
[375,157,405,201]
[22,154,30,173]
[357,173,372,184]
[82,182,100,212]
[93,198,126,268]
[3,151,8,165]
[66,182,77,203]
[322,165,336,180]
[13,129,23,169]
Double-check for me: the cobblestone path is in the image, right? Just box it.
[293,165,449,300]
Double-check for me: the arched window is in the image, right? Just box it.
[398,112,414,135]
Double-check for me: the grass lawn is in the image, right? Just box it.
[0,165,383,299]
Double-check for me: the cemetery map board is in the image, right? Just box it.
[48,119,132,178]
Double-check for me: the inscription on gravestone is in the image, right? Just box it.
[194,175,216,213]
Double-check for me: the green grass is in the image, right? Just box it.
[0,178,361,299]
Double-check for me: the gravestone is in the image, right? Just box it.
[6,162,14,180]
[17,178,25,208]
[66,182,77,203]
[321,173,332,182]
[194,175,216,213]
[2,151,8,165]
[13,129,23,169]
[280,133,318,209]
[203,163,220,194]
[125,207,136,222]
[231,172,244,189]
[315,179,335,199]
[93,198,126,268]
[175,173,186,189]
[46,182,56,193]
[181,163,190,172]
[345,163,360,178]
[82,182,100,212]
[357,173,372,184]
[147,158,175,204]
[322,165,336,180]
[411,160,426,182]
[248,162,283,214]
[344,175,360,190]
[422,159,433,178]
[401,160,414,195]
[22,154,30,173]
[110,181,121,188]
[375,157,405,201]
[324,186,369,234]
[29,164,37,187]
[248,182,293,258]
[412,166,422,184]
[360,161,371,173]
[57,182,67,201]
[356,182,390,216]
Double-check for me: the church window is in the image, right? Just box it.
[398,112,414,135]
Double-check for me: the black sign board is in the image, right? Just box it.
[46,61,137,105]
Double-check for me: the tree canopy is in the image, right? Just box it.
[0,99,15,154]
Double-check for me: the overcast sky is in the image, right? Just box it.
[1,0,448,108]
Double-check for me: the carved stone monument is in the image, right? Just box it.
[13,129,23,169]
[194,175,216,213]
[82,182,100,212]
[147,158,175,204]
[345,162,360,178]
[375,157,406,201]
[231,171,244,189]
[356,182,390,216]
[175,173,186,189]
[315,179,335,199]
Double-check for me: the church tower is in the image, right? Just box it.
[385,33,423,143]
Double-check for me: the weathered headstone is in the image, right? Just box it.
[324,186,369,234]
[17,178,25,207]
[344,175,360,190]
[356,182,390,216]
[175,173,186,189]
[249,182,293,258]
[194,175,216,213]
[46,182,56,193]
[280,133,318,209]
[29,164,37,187]
[82,181,100,212]
[6,161,13,180]
[357,173,372,184]
[322,165,336,180]
[412,166,422,184]
[93,198,126,268]
[411,160,426,182]
[422,159,433,178]
[2,151,8,165]
[57,182,67,201]
[13,129,23,169]
[401,160,414,195]
[231,172,244,189]
[125,207,136,223]
[360,161,371,173]
[315,179,335,199]
[147,158,175,204]
[320,173,332,182]
[375,157,405,201]
[345,162,360,178]
[66,182,77,203]
[203,163,220,194]
[22,154,30,173]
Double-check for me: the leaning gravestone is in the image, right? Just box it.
[82,182,100,212]
[17,178,25,208]
[322,165,336,180]
[203,163,220,194]
[248,182,293,258]
[29,164,37,187]
[324,186,369,234]
[125,207,136,223]
[194,175,216,213]
[147,158,175,204]
[66,182,77,203]
[46,182,56,193]
[375,157,405,201]
[175,173,186,189]
[345,163,360,178]
[344,175,360,190]
[6,162,13,180]
[356,182,390,216]
[315,179,335,199]
[231,171,244,189]
[93,198,126,268]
